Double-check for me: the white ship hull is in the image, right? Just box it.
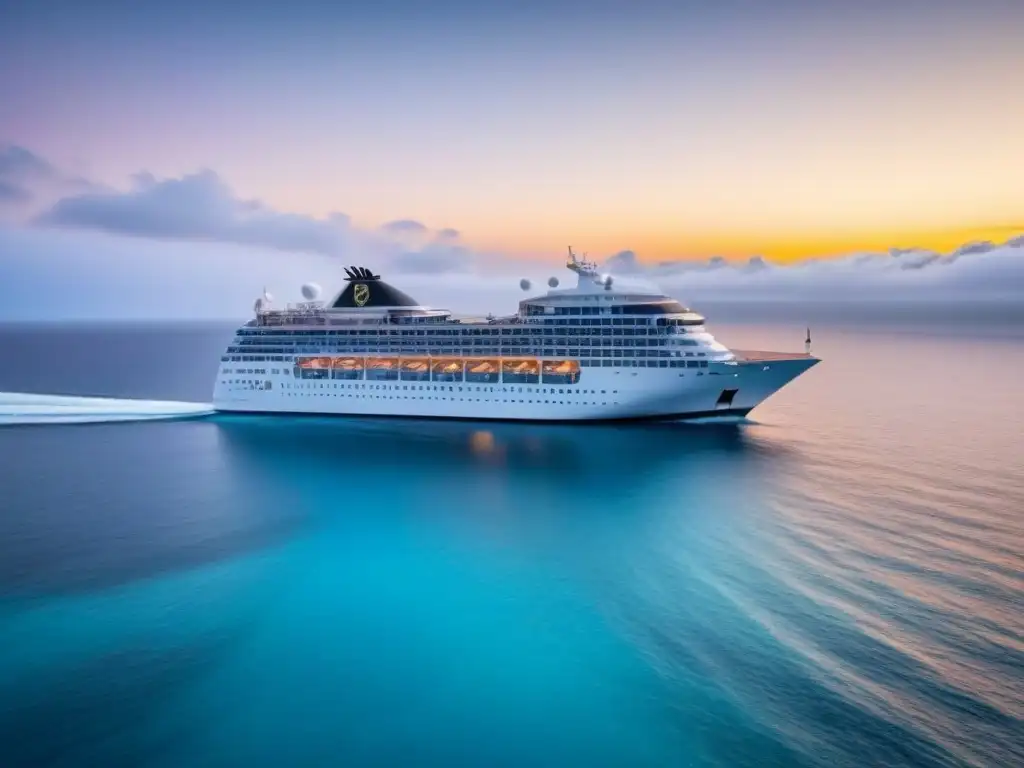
[213,354,817,423]
[216,251,820,424]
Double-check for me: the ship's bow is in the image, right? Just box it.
[722,351,819,415]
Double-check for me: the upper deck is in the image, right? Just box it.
[732,350,817,363]
[249,249,706,332]
[234,254,815,369]
[249,306,705,330]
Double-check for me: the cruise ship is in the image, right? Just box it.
[213,249,819,422]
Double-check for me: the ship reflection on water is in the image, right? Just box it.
[210,414,779,553]
[0,415,773,599]
[211,414,766,484]
[207,415,785,589]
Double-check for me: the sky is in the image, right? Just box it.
[0,0,1022,320]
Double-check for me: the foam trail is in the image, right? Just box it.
[0,392,214,425]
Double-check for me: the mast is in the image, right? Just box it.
[565,246,598,277]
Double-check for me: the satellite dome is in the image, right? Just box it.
[602,274,614,289]
[519,278,532,291]
[547,276,559,288]
[301,282,321,300]
[263,291,274,303]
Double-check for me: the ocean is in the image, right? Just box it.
[0,321,1021,768]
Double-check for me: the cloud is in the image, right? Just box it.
[370,218,477,273]
[604,250,640,273]
[37,169,354,257]
[3,145,1022,322]
[0,226,340,321]
[621,240,1024,312]
[389,241,474,274]
[379,219,429,235]
[0,145,54,180]
[0,145,58,208]
[951,240,999,257]
[2,225,1022,324]
[0,180,32,204]
[29,159,484,275]
[12,148,486,281]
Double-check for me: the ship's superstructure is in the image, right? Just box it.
[212,249,818,422]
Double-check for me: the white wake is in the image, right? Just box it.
[0,392,214,426]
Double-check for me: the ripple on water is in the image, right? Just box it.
[741,458,1024,766]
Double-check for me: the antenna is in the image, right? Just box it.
[566,245,598,277]
[805,327,812,354]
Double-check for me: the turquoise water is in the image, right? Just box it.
[0,323,1021,767]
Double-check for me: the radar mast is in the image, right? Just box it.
[566,246,598,277]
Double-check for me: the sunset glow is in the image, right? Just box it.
[1,0,1020,265]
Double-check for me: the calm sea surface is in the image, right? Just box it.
[0,322,1021,768]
